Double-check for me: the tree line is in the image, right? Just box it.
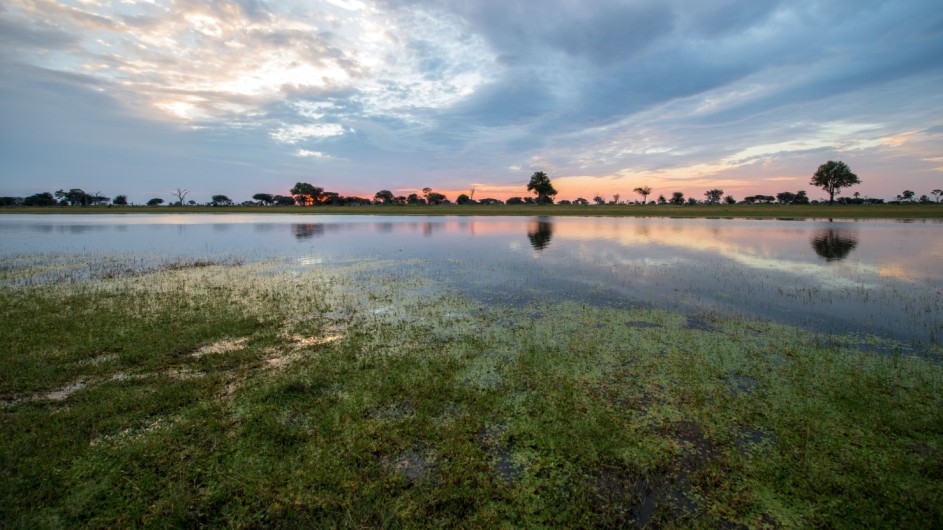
[3,161,941,208]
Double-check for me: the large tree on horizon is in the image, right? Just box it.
[633,186,652,204]
[811,160,860,205]
[527,171,558,204]
[290,182,323,206]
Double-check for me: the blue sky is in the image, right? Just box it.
[1,0,941,203]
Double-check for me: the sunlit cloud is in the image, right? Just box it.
[270,124,345,144]
[296,149,328,158]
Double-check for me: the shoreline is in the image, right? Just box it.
[2,203,942,219]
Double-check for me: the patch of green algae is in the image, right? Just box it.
[1,258,941,528]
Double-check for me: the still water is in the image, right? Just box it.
[2,214,941,352]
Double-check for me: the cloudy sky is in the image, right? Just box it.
[1,0,941,203]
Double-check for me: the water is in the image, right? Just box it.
[2,214,941,352]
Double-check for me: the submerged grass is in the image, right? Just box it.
[1,259,941,528]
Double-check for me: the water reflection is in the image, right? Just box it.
[811,229,859,262]
[2,214,940,351]
[293,223,325,240]
[527,219,554,251]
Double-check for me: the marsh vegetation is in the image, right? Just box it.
[1,215,941,527]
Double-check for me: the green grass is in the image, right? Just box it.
[2,203,942,219]
[1,260,941,528]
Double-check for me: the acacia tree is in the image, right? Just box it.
[253,193,274,206]
[811,160,860,205]
[273,195,295,206]
[932,189,942,203]
[633,186,652,204]
[426,191,447,205]
[704,189,723,205]
[290,182,323,206]
[211,195,233,206]
[374,190,394,204]
[526,171,558,204]
[670,192,685,205]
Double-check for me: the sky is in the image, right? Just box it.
[1,0,941,204]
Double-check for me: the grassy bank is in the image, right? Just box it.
[2,257,941,528]
[2,203,942,219]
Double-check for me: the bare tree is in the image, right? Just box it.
[173,188,190,206]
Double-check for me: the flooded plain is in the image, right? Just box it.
[2,214,941,352]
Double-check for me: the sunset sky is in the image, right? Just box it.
[1,0,941,203]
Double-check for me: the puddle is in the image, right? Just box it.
[387,447,436,482]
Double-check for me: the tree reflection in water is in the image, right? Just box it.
[527,219,554,251]
[293,224,324,240]
[811,228,859,262]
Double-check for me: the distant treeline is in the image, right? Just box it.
[2,173,941,207]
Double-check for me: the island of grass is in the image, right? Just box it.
[2,202,942,219]
[2,256,940,528]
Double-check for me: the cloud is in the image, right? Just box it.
[1,0,942,201]
[271,124,345,144]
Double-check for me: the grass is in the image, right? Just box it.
[1,258,942,528]
[2,203,942,219]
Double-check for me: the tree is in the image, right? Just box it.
[611,193,621,205]
[526,171,557,204]
[0,197,22,206]
[593,195,606,205]
[146,198,164,206]
[290,182,323,206]
[55,188,94,206]
[811,229,859,262]
[374,190,394,204]
[794,190,810,205]
[657,194,667,204]
[24,192,56,206]
[811,160,860,205]
[670,192,685,205]
[426,192,447,205]
[898,190,915,203]
[704,189,723,205]
[211,195,233,206]
[573,197,589,205]
[273,195,295,206]
[633,186,652,204]
[932,189,942,203]
[686,197,698,205]
[456,193,471,205]
[724,195,736,204]
[406,193,425,205]
[112,195,128,206]
[506,197,525,205]
[173,187,190,206]
[527,219,554,251]
[253,193,273,206]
